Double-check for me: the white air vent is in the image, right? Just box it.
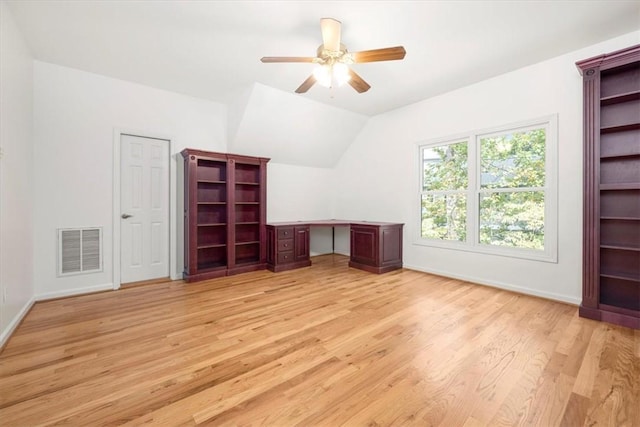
[58,228,102,276]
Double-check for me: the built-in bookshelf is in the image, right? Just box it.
[577,44,640,329]
[181,149,269,282]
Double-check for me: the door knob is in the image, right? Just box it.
[121,213,133,219]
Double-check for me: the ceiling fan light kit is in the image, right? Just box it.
[313,61,351,88]
[260,18,406,94]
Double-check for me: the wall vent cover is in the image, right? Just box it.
[58,228,102,276]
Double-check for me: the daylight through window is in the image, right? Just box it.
[418,116,557,262]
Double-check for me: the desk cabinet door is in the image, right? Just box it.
[294,226,310,261]
[350,225,379,266]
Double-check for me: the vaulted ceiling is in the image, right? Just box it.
[6,1,639,166]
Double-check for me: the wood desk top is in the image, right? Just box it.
[266,219,404,227]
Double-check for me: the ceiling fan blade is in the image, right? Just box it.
[348,69,371,93]
[320,18,341,52]
[295,75,317,93]
[352,46,406,63]
[261,57,316,63]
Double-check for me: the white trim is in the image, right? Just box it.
[0,297,35,349]
[112,129,177,290]
[415,114,558,263]
[404,263,580,306]
[36,283,114,301]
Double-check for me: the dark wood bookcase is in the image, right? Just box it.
[576,44,640,329]
[181,149,269,282]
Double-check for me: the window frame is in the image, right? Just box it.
[416,115,558,263]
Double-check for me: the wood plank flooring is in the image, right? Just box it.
[1,254,638,426]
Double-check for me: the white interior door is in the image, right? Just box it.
[120,134,169,284]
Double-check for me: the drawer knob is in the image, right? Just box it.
[284,243,288,247]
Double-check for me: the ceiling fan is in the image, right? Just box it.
[260,18,406,94]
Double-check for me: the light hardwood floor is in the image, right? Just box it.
[1,255,638,426]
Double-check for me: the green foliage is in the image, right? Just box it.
[480,128,545,188]
[423,141,468,191]
[479,191,544,250]
[421,141,468,241]
[421,194,466,241]
[421,128,546,250]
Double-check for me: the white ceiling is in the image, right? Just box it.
[7,1,640,117]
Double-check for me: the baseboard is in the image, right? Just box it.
[2,282,118,350]
[0,297,36,350]
[403,263,581,306]
[310,251,350,257]
[36,283,114,301]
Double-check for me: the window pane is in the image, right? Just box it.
[479,191,544,250]
[421,194,466,241]
[422,141,468,191]
[480,128,545,188]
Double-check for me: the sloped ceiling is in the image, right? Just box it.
[5,1,640,167]
[7,1,639,117]
[229,83,368,168]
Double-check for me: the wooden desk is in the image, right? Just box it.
[266,220,403,274]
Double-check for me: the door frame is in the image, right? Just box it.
[112,128,177,290]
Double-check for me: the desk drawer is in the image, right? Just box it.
[278,238,294,252]
[277,251,294,264]
[277,227,294,239]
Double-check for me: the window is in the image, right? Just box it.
[421,140,468,242]
[418,116,557,262]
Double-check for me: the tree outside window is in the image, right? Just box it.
[418,116,556,261]
[421,141,468,241]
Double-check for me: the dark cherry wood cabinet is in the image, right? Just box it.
[181,149,269,282]
[294,226,311,261]
[576,44,640,329]
[266,225,312,272]
[267,220,403,274]
[349,223,403,274]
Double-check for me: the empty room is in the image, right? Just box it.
[1,1,639,425]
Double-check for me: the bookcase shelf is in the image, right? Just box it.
[577,44,640,329]
[601,123,640,134]
[601,90,640,105]
[600,183,640,190]
[599,152,640,160]
[182,149,269,282]
[600,216,640,221]
[197,180,226,184]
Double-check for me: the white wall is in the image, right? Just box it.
[333,31,640,305]
[33,62,227,297]
[267,162,335,255]
[21,21,640,308]
[230,83,369,168]
[0,2,35,345]
[32,62,338,298]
